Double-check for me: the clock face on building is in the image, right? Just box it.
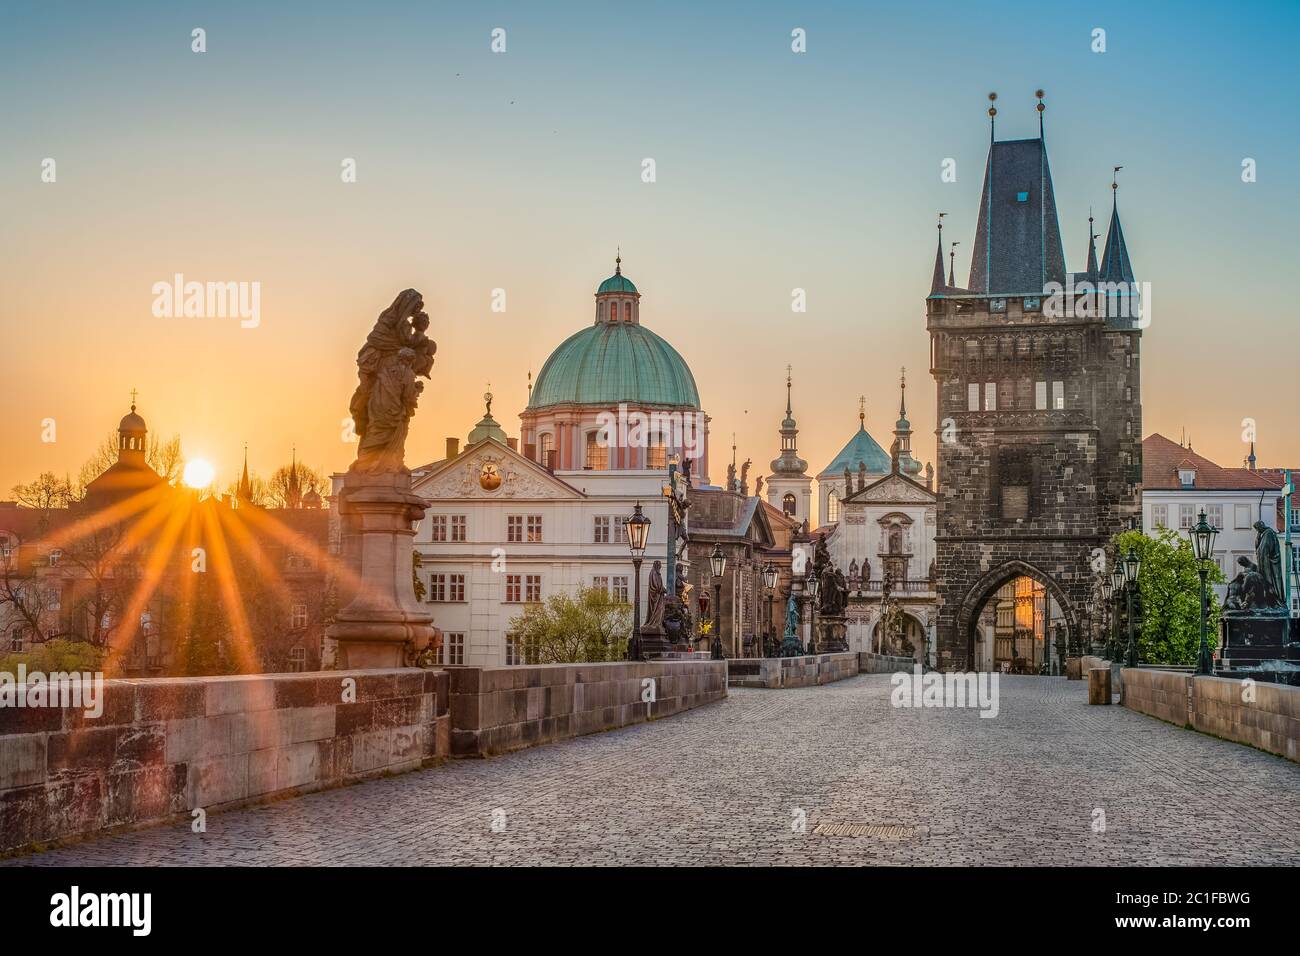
[479,461,502,491]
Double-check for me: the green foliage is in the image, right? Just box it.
[412,551,426,602]
[1112,527,1225,665]
[0,639,105,675]
[508,586,631,664]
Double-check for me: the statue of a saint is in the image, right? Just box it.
[1253,520,1286,608]
[349,289,437,473]
[643,560,666,631]
[1226,556,1270,611]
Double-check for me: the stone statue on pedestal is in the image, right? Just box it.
[328,289,438,669]
[644,560,666,631]
[1253,521,1286,609]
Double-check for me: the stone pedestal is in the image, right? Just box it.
[327,469,433,669]
[1065,657,1083,680]
[637,624,673,659]
[1220,612,1296,667]
[817,615,848,654]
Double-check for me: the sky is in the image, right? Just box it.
[2,0,1297,495]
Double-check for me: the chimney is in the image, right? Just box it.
[507,437,518,452]
[545,450,557,472]
[445,437,459,459]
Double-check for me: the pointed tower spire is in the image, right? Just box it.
[930,213,948,295]
[614,247,621,275]
[237,443,252,501]
[771,365,808,479]
[1085,207,1099,279]
[893,367,921,477]
[987,91,997,142]
[1036,89,1045,140]
[1100,166,1135,283]
[948,241,960,287]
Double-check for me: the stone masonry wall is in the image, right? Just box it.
[727,653,858,689]
[1122,668,1300,762]
[448,660,726,757]
[0,669,450,854]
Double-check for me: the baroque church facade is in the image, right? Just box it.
[926,100,1143,670]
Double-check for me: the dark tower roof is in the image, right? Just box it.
[967,138,1066,294]
[929,235,946,295]
[1099,197,1135,283]
[1085,212,1099,280]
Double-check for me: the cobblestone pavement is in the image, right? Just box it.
[12,675,1300,866]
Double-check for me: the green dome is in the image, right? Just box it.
[529,322,700,409]
[820,423,890,477]
[597,273,638,295]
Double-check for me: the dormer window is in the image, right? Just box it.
[1016,191,1029,203]
[1178,468,1196,488]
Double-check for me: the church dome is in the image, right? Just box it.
[528,264,699,410]
[119,409,146,434]
[820,422,890,477]
[528,323,700,409]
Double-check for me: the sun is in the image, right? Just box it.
[182,458,216,489]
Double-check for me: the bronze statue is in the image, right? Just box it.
[1253,520,1286,608]
[643,560,666,630]
[1225,556,1270,611]
[349,289,437,473]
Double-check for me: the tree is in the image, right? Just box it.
[1112,527,1226,665]
[412,551,426,602]
[267,461,328,509]
[223,473,271,506]
[508,586,631,663]
[10,473,74,530]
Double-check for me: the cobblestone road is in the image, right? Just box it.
[13,675,1300,866]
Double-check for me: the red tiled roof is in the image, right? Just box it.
[1142,434,1282,491]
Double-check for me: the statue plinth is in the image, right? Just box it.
[327,469,433,669]
[1220,611,1296,669]
[816,615,849,654]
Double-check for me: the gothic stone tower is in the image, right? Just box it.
[927,100,1142,670]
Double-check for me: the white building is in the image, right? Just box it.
[1141,433,1284,603]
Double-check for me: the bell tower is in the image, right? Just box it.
[766,367,811,526]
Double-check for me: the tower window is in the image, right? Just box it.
[968,383,980,412]
[1016,191,1029,203]
[827,489,840,524]
[782,493,796,516]
[984,382,997,412]
[585,432,608,470]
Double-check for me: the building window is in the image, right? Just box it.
[429,574,464,602]
[594,516,610,543]
[525,574,542,603]
[613,518,627,544]
[505,634,520,665]
[505,575,521,602]
[48,549,61,566]
[827,490,840,523]
[538,433,554,466]
[8,626,24,653]
[429,574,445,602]
[1035,381,1047,410]
[1179,504,1195,529]
[1179,469,1196,489]
[585,432,609,470]
[990,298,1007,312]
[647,435,667,470]
[783,493,796,516]
[506,515,525,542]
[450,515,466,542]
[1052,381,1064,410]
[430,515,448,542]
[288,647,306,672]
[45,587,62,611]
[291,603,308,628]
[592,575,610,592]
[1206,504,1223,530]
[443,632,465,666]
[999,450,1031,521]
[968,383,980,412]
[984,382,997,411]
[1152,504,1168,528]
[527,515,543,542]
[1235,504,1251,529]
[612,576,629,603]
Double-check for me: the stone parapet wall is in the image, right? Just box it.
[1121,668,1300,762]
[0,669,450,854]
[449,660,726,757]
[728,653,860,689]
[859,652,918,674]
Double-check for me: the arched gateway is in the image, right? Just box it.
[955,561,1077,673]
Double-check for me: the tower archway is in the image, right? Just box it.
[955,560,1076,673]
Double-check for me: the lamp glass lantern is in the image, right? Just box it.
[762,562,778,591]
[624,502,650,558]
[1123,548,1141,586]
[1110,566,1124,593]
[1100,579,1112,600]
[805,566,819,602]
[1188,509,1217,562]
[710,543,726,579]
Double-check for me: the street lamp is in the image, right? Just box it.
[710,544,726,660]
[624,502,651,661]
[1187,509,1218,675]
[1099,577,1112,659]
[1122,547,1141,668]
[805,566,819,655]
[762,561,778,658]
[1108,565,1124,660]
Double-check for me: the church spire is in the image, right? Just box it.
[770,365,807,477]
[948,241,959,287]
[1086,208,1099,280]
[237,443,252,501]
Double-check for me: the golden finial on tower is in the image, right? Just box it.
[858,395,866,426]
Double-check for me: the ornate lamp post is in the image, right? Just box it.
[1099,577,1112,659]
[762,561,778,658]
[1122,547,1142,668]
[1108,565,1124,660]
[805,566,819,655]
[624,502,650,661]
[1187,509,1218,675]
[710,544,726,660]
